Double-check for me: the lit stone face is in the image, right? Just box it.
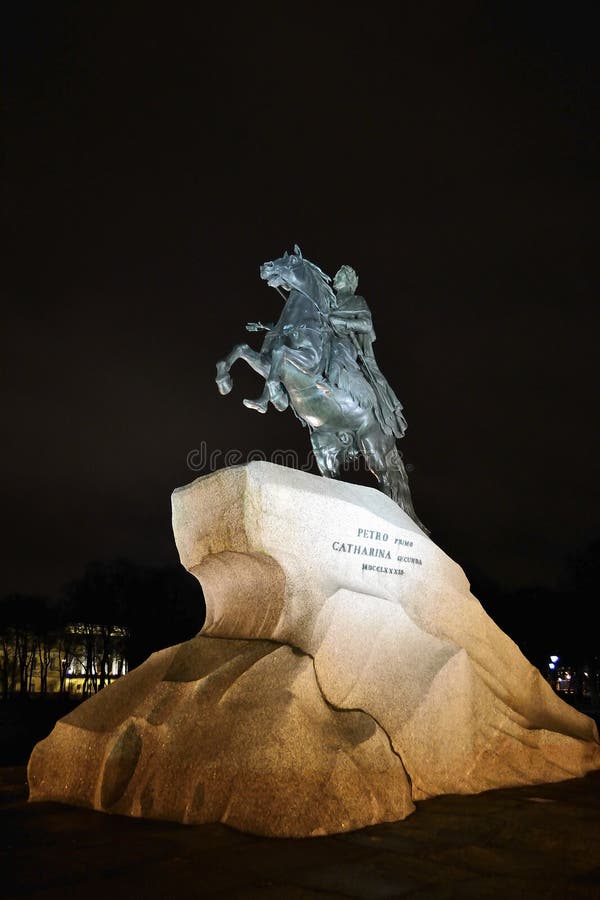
[28,463,600,836]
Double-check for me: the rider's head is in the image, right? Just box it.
[333,265,358,295]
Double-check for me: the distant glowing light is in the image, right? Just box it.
[549,663,556,670]
[550,655,559,663]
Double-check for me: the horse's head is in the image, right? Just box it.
[260,245,307,292]
[260,246,333,310]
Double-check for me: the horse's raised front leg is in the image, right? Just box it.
[252,344,289,413]
[263,341,320,413]
[241,346,288,414]
[215,343,270,397]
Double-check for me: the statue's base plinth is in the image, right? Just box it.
[28,463,600,836]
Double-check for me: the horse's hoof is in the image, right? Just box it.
[243,397,268,414]
[271,392,289,411]
[215,362,233,395]
[216,374,233,395]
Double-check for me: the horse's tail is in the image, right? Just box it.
[386,446,430,535]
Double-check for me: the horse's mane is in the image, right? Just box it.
[302,258,336,307]
[304,257,331,284]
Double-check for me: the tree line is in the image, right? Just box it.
[0,559,204,698]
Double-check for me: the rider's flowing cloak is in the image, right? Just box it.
[327,293,408,440]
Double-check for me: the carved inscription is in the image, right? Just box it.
[331,527,423,576]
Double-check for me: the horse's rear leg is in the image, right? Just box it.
[311,431,345,479]
[359,429,428,532]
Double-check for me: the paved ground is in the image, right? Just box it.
[2,767,600,899]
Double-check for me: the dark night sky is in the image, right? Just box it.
[2,4,599,632]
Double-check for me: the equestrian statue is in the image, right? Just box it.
[216,246,427,532]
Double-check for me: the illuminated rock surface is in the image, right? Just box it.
[28,462,600,835]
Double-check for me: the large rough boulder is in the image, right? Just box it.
[28,462,600,835]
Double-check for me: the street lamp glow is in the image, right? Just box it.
[550,655,559,663]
